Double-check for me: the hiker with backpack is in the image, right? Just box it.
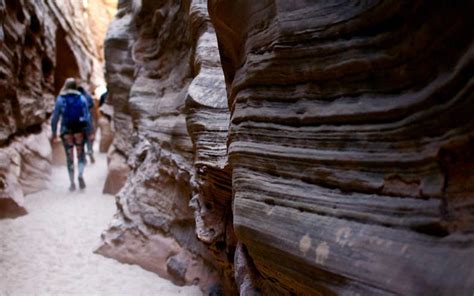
[78,85,96,164]
[51,78,92,191]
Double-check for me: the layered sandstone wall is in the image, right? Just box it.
[101,0,474,295]
[99,0,134,195]
[98,0,234,292]
[0,0,103,216]
[209,1,474,295]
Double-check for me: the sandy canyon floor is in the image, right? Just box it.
[0,143,201,296]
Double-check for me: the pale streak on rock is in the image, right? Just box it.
[315,242,330,265]
[299,234,311,255]
[335,227,351,248]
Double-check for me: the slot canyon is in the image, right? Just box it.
[1,0,474,295]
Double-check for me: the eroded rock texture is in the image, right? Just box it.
[98,0,135,195]
[209,1,474,295]
[186,2,236,292]
[98,0,234,292]
[0,0,103,216]
[0,126,51,218]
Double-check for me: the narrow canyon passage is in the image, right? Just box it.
[1,1,473,294]
[0,142,201,295]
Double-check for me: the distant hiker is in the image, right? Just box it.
[51,78,92,191]
[78,86,95,164]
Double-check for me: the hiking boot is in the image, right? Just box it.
[78,177,86,189]
[89,153,95,164]
[69,183,76,192]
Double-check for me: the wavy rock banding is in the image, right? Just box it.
[99,0,474,294]
[208,0,474,294]
[98,0,235,292]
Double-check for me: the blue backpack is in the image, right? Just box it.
[62,94,86,130]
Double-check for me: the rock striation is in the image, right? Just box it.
[0,0,103,216]
[0,126,51,218]
[101,0,474,294]
[186,2,236,292]
[98,0,135,195]
[98,0,234,292]
[208,0,474,295]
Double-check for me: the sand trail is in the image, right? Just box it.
[0,146,201,296]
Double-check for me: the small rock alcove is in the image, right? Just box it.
[53,27,80,95]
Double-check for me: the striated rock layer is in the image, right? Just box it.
[209,0,474,295]
[0,125,51,218]
[186,2,236,292]
[0,0,103,216]
[98,0,235,292]
[100,0,474,294]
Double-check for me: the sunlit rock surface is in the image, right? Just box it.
[0,0,103,217]
[98,114,113,153]
[98,0,233,292]
[102,148,129,195]
[209,1,474,294]
[84,0,117,63]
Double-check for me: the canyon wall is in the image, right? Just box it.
[0,0,103,217]
[98,0,235,293]
[84,0,117,63]
[100,0,474,295]
[209,0,474,295]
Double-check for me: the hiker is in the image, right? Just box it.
[78,85,95,164]
[51,78,92,191]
